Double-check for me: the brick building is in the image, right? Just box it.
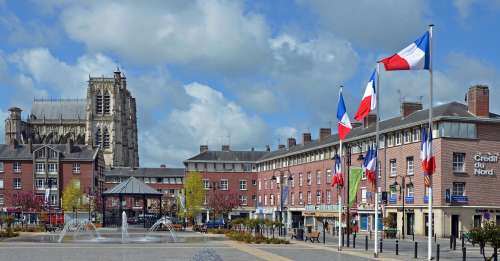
[184,145,266,221]
[0,141,104,222]
[186,85,500,238]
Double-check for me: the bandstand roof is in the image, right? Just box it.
[102,176,162,196]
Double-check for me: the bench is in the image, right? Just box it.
[44,224,57,233]
[305,231,320,243]
[199,225,208,234]
[384,228,398,239]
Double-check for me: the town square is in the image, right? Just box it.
[0,1,499,260]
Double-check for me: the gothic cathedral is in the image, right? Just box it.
[4,69,139,168]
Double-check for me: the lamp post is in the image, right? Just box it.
[271,168,292,237]
[391,175,413,240]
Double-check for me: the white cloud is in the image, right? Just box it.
[275,127,298,140]
[453,0,500,19]
[0,109,8,143]
[58,0,271,74]
[10,48,117,97]
[300,0,429,51]
[139,82,270,167]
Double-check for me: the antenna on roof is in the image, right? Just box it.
[418,95,424,104]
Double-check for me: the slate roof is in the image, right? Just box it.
[258,102,500,161]
[185,150,268,162]
[102,176,162,196]
[30,99,86,120]
[0,144,98,161]
[105,167,185,178]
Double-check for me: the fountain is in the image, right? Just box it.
[121,211,129,243]
[58,218,102,243]
[147,216,177,242]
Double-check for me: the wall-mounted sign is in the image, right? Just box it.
[473,153,498,176]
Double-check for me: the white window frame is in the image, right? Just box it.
[453,152,466,173]
[390,159,397,177]
[452,182,465,196]
[406,184,415,197]
[291,192,295,205]
[395,132,402,145]
[406,157,414,176]
[72,162,81,174]
[48,163,57,174]
[220,179,228,190]
[0,162,3,173]
[307,172,312,186]
[326,169,332,184]
[326,190,331,204]
[316,191,321,204]
[0,179,3,189]
[239,195,248,206]
[361,187,367,203]
[299,192,303,205]
[13,162,21,173]
[13,178,21,189]
[299,173,303,186]
[203,179,210,190]
[316,171,321,185]
[307,191,312,205]
[239,180,247,191]
[36,162,45,174]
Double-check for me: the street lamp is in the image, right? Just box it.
[391,175,413,240]
[271,169,292,237]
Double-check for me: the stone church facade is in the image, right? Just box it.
[4,69,139,168]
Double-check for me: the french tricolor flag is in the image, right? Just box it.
[337,91,352,140]
[332,154,343,187]
[380,31,430,71]
[354,70,376,121]
[420,128,436,176]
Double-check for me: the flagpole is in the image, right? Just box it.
[338,139,343,251]
[374,62,381,258]
[427,24,434,261]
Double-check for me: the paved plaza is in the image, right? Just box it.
[0,231,495,261]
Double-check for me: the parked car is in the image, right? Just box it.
[205,219,225,229]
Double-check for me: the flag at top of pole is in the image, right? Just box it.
[380,31,430,71]
[337,89,352,140]
[354,70,376,121]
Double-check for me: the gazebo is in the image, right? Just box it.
[102,177,163,228]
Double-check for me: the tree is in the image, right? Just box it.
[62,178,86,218]
[468,221,500,261]
[206,189,239,221]
[12,191,43,212]
[180,172,205,223]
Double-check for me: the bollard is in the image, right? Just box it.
[436,244,440,261]
[365,235,368,251]
[453,236,457,251]
[396,240,399,255]
[412,233,415,241]
[414,242,418,259]
[450,236,453,250]
[342,230,345,247]
[462,247,466,261]
[380,238,383,253]
[494,247,498,261]
[461,234,465,249]
[353,233,356,248]
[435,233,437,243]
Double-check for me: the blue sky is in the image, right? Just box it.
[0,0,499,167]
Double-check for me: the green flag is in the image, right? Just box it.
[349,167,363,208]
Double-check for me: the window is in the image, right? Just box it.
[176,178,182,184]
[412,128,421,142]
[48,163,57,173]
[379,135,385,148]
[316,171,321,185]
[95,128,102,146]
[439,122,477,139]
[104,91,111,115]
[0,195,4,205]
[239,195,248,206]
[36,162,45,173]
[13,162,21,173]
[49,149,58,159]
[35,179,44,189]
[264,180,268,190]
[361,188,367,203]
[326,169,332,184]
[270,194,275,206]
[0,162,3,172]
[406,157,414,176]
[453,152,466,172]
[390,159,397,177]
[291,175,295,187]
[0,180,3,189]
[291,192,295,205]
[387,134,394,147]
[264,195,268,206]
[258,179,261,190]
[406,184,414,197]
[203,179,210,190]
[72,163,81,174]
[299,192,303,204]
[404,130,412,143]
[299,173,303,186]
[239,180,247,190]
[103,128,110,149]
[307,191,312,205]
[220,179,228,190]
[49,194,57,206]
[316,191,321,204]
[452,182,465,196]
[13,178,21,189]
[96,91,103,114]
[395,132,402,145]
[258,195,262,205]
[326,190,331,204]
[307,172,312,185]
[252,180,257,186]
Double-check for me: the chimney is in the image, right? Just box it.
[27,138,32,153]
[160,164,166,168]
[266,145,271,152]
[199,145,208,153]
[351,122,362,128]
[251,147,255,151]
[319,128,331,141]
[221,145,230,151]
[363,113,377,128]
[114,68,121,85]
[302,133,312,144]
[278,144,286,150]
[467,85,489,117]
[287,137,296,148]
[400,101,423,117]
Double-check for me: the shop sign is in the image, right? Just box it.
[473,153,498,176]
